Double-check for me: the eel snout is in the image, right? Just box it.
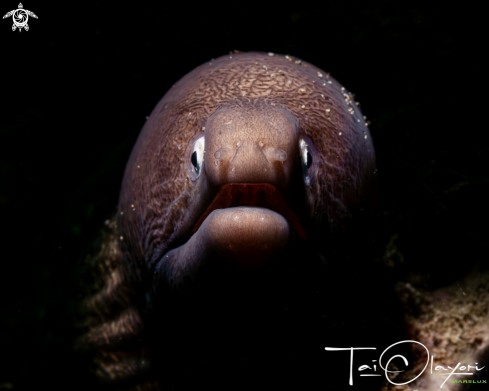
[204,104,300,190]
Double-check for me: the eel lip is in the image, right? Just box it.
[191,183,308,240]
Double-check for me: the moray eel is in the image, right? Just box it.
[120,51,376,285]
[79,52,377,388]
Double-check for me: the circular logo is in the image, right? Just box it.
[13,9,27,27]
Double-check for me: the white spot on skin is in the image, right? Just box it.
[263,65,268,70]
[301,104,306,109]
[339,132,342,136]
[268,52,274,56]
[317,72,323,77]
[326,108,331,113]
[327,81,332,84]
[298,88,305,94]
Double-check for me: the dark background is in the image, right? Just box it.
[1,1,487,390]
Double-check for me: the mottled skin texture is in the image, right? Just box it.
[78,52,378,387]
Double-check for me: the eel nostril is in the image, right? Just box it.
[214,146,235,161]
[263,146,287,163]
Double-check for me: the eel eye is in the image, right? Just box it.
[191,151,199,173]
[299,135,319,186]
[186,133,205,181]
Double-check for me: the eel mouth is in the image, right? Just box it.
[191,183,307,240]
[153,183,309,283]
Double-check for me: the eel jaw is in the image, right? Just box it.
[153,183,307,287]
[191,183,307,241]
